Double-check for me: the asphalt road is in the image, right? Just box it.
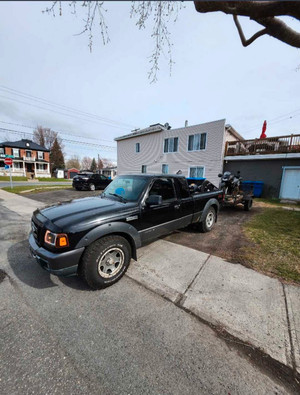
[0,202,292,394]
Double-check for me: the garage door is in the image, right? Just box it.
[280,167,300,200]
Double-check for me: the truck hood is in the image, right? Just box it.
[35,196,137,232]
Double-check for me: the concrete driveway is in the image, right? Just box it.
[0,189,296,394]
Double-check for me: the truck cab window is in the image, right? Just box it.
[149,178,175,202]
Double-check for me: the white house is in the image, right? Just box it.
[115,119,243,186]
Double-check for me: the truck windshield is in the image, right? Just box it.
[102,176,148,202]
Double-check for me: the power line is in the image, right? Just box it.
[0,94,131,131]
[242,108,300,135]
[0,120,114,144]
[0,85,136,129]
[0,127,116,151]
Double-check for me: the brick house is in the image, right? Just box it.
[0,139,51,178]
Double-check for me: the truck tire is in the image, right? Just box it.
[244,199,253,211]
[89,183,96,191]
[198,207,216,233]
[80,235,131,289]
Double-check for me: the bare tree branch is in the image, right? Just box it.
[233,15,267,47]
[194,1,300,49]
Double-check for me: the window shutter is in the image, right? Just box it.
[164,139,168,153]
[200,133,206,150]
[188,135,193,151]
[174,138,178,152]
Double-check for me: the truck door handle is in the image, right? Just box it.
[174,204,180,210]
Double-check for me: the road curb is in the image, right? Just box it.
[127,273,300,392]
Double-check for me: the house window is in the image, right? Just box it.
[188,133,206,151]
[0,147,4,155]
[12,148,20,158]
[141,165,147,174]
[136,143,140,153]
[26,150,31,158]
[189,166,205,178]
[13,162,22,169]
[162,164,169,174]
[164,137,178,153]
[38,151,44,160]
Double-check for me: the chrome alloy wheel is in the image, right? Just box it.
[98,248,124,278]
[206,210,215,229]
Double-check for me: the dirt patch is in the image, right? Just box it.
[24,188,102,205]
[163,205,260,263]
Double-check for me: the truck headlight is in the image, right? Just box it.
[44,230,69,248]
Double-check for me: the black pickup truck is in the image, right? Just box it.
[29,174,222,289]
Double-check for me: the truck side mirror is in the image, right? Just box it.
[146,195,162,206]
[218,173,223,177]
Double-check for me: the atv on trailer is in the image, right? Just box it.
[218,172,253,211]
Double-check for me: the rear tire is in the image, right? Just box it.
[198,207,216,233]
[79,236,131,289]
[89,183,96,191]
[244,199,253,211]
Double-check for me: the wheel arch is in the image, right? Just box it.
[75,222,141,261]
[200,198,220,223]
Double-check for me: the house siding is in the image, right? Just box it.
[224,158,300,198]
[117,119,226,186]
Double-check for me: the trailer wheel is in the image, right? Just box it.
[244,199,253,211]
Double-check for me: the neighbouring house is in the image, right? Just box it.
[65,168,80,179]
[115,120,243,186]
[99,166,117,179]
[0,139,51,178]
[223,134,300,200]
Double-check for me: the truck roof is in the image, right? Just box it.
[121,174,186,179]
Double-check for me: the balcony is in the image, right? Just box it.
[23,156,36,161]
[225,134,300,156]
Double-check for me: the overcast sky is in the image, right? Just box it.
[0,1,299,161]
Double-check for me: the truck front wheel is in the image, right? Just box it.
[198,207,216,233]
[80,236,131,289]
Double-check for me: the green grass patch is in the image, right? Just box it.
[37,177,71,182]
[255,198,300,207]
[0,176,27,181]
[2,185,71,194]
[242,208,300,283]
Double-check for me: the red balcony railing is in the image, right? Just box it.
[225,134,300,156]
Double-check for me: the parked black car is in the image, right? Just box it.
[72,173,112,191]
[29,174,222,289]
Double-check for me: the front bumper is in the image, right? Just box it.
[29,233,85,277]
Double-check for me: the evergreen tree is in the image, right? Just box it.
[90,157,97,173]
[50,138,65,172]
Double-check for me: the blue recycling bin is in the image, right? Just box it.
[241,181,264,197]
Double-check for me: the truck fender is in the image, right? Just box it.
[200,198,220,223]
[75,222,141,261]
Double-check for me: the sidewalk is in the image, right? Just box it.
[1,188,299,377]
[128,243,300,376]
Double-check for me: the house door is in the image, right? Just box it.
[280,167,300,200]
[26,163,34,172]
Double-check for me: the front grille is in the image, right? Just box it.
[31,218,42,246]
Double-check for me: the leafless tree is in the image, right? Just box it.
[44,1,300,82]
[66,155,81,169]
[81,156,92,170]
[33,125,63,150]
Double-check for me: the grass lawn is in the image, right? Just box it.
[255,197,300,207]
[2,185,71,194]
[37,177,71,182]
[242,208,300,283]
[0,176,27,181]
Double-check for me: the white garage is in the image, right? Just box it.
[280,167,300,201]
